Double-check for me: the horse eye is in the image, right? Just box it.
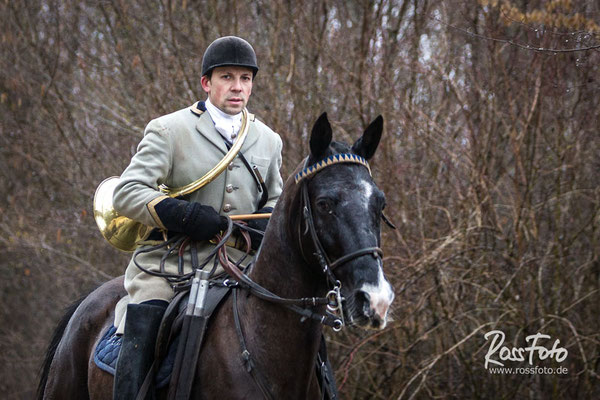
[316,199,332,214]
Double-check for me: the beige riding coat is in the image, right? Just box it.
[112,102,283,332]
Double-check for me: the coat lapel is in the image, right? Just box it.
[195,112,228,154]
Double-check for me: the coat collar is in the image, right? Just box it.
[193,102,259,154]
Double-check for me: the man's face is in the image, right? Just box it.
[201,66,253,115]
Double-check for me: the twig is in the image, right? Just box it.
[396,322,494,400]
[431,15,600,53]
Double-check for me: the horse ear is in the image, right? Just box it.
[310,112,332,159]
[352,115,383,160]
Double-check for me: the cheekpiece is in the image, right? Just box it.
[294,153,371,184]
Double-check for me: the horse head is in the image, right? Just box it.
[296,113,395,330]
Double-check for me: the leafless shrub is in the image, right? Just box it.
[1,1,598,399]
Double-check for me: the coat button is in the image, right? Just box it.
[223,204,232,212]
[228,163,235,171]
[226,184,234,193]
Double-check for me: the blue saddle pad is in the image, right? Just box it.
[93,325,179,388]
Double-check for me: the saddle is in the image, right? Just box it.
[94,282,231,391]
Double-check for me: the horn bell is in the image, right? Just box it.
[93,176,153,252]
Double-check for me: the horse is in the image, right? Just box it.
[37,112,395,399]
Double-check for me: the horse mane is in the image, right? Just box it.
[36,294,88,400]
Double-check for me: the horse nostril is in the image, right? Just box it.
[355,290,370,304]
[354,290,372,316]
[372,315,382,329]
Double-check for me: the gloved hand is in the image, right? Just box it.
[246,207,273,250]
[154,198,228,241]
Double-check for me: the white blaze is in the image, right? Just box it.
[360,179,373,210]
[359,261,394,328]
[356,179,393,328]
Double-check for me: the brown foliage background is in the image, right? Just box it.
[1,1,598,399]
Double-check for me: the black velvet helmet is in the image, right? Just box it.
[201,36,259,78]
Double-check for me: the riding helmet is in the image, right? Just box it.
[201,36,259,78]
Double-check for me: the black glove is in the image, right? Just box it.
[154,198,228,241]
[247,207,273,250]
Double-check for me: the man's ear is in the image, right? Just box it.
[200,75,211,94]
[352,115,383,160]
[310,112,333,159]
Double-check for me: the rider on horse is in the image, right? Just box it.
[111,36,283,400]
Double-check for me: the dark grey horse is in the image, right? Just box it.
[38,112,394,399]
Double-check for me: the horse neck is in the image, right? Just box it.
[237,183,327,394]
[250,181,327,299]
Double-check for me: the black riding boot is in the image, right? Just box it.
[113,302,167,400]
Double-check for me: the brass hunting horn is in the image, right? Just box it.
[93,108,252,252]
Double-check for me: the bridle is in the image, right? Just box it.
[296,154,384,327]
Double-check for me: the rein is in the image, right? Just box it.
[219,153,384,331]
[216,219,342,329]
[215,153,384,333]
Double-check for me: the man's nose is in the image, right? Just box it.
[231,78,242,92]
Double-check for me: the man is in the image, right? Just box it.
[111,36,283,400]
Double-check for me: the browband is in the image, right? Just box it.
[294,153,371,184]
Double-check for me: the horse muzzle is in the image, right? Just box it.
[345,279,394,330]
